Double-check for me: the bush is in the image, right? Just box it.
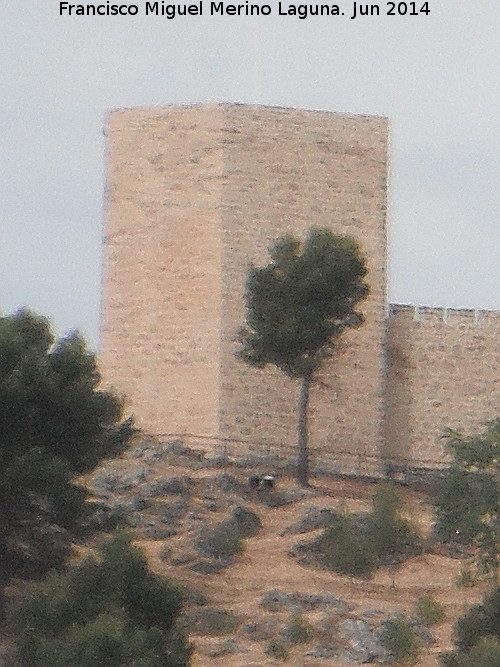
[284,613,313,644]
[316,515,376,577]
[416,595,446,626]
[197,523,244,560]
[456,587,500,652]
[265,638,289,661]
[434,468,499,545]
[12,532,192,667]
[441,587,500,666]
[380,617,420,663]
[228,506,262,537]
[367,484,421,563]
[441,636,500,667]
[456,566,476,588]
[159,546,173,561]
[314,484,420,578]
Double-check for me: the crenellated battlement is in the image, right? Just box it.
[385,302,500,467]
[388,303,500,326]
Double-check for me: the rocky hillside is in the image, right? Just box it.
[80,435,490,666]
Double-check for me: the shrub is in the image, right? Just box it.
[416,595,446,626]
[462,636,500,667]
[380,617,420,664]
[441,636,500,667]
[316,514,376,577]
[284,613,313,644]
[159,546,173,561]
[434,468,499,545]
[440,587,500,666]
[367,484,421,563]
[201,609,239,635]
[12,532,192,667]
[265,638,289,661]
[197,523,244,560]
[228,506,262,537]
[456,566,476,588]
[314,484,421,578]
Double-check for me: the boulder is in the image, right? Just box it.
[260,589,350,613]
[142,447,166,463]
[112,494,148,514]
[142,524,179,540]
[242,618,279,641]
[146,477,188,497]
[339,618,385,663]
[91,470,119,493]
[157,498,188,522]
[181,608,239,636]
[171,551,198,566]
[304,644,338,659]
[92,467,149,493]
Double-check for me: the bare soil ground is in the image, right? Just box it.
[97,439,490,667]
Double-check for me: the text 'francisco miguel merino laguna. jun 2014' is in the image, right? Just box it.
[59,1,431,19]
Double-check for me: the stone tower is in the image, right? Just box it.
[100,104,388,475]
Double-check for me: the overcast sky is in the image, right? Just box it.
[2,1,499,349]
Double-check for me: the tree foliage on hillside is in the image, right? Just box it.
[12,532,192,667]
[238,228,368,486]
[441,587,500,667]
[316,483,421,577]
[0,309,132,608]
[434,423,500,555]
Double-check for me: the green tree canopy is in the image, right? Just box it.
[434,423,500,546]
[238,228,368,485]
[12,532,192,667]
[0,309,132,596]
[442,421,500,471]
[441,588,500,667]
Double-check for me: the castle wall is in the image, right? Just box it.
[100,106,225,436]
[100,104,389,475]
[100,103,500,475]
[386,305,500,467]
[217,106,388,474]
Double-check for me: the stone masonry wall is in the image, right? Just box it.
[100,104,389,475]
[100,103,500,475]
[386,305,500,467]
[218,106,388,474]
[100,106,225,436]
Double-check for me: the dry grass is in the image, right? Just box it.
[105,445,489,666]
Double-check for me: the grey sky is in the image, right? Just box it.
[2,1,499,349]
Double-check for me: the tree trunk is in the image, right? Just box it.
[297,371,312,487]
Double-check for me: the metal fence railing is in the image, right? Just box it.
[145,431,451,481]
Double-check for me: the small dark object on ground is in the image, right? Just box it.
[249,474,277,490]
